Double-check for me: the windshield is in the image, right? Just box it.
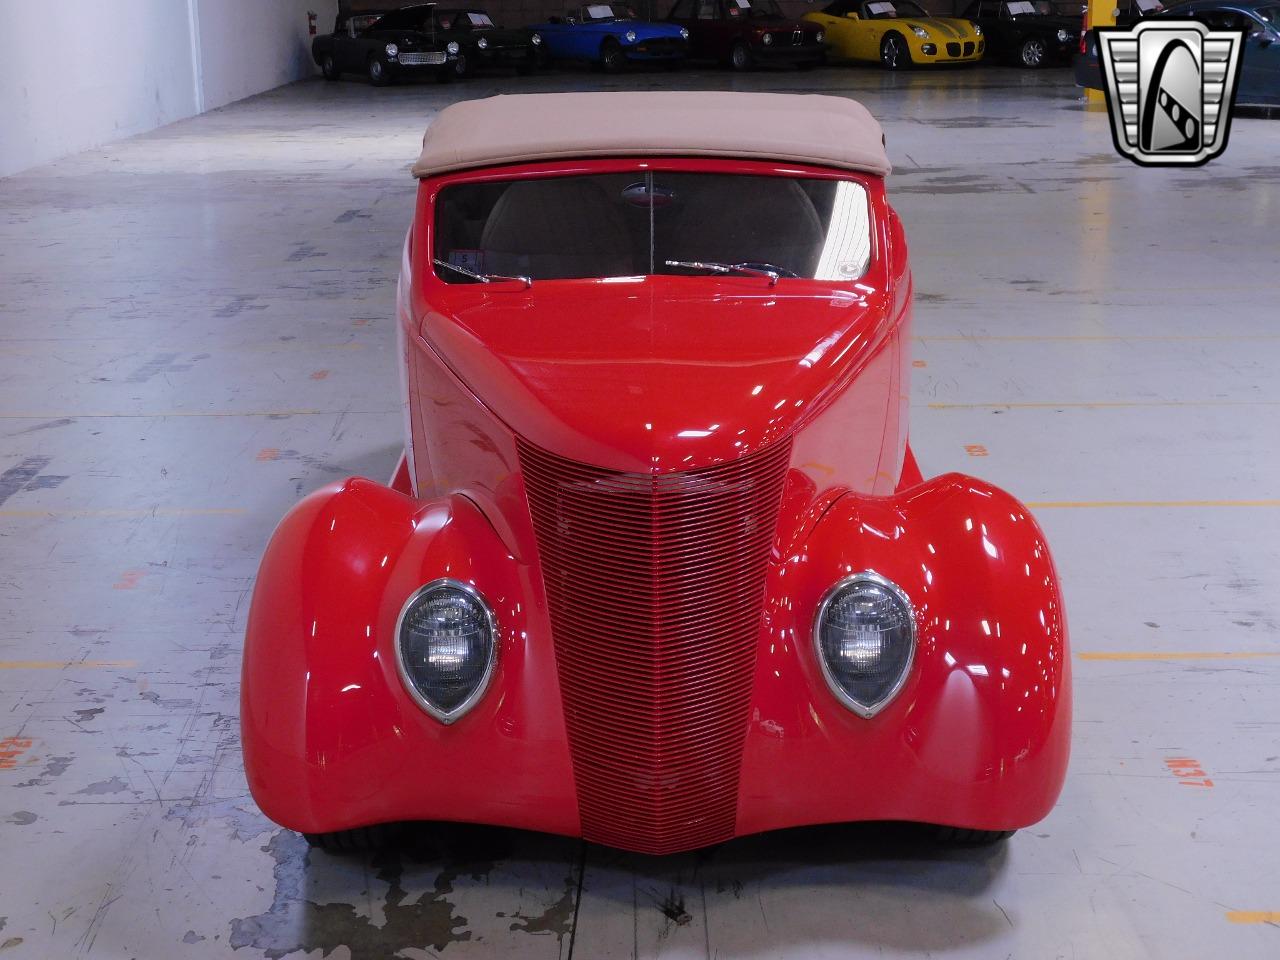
[582,3,636,20]
[1255,4,1279,26]
[865,0,929,16]
[728,0,787,18]
[1004,1,1037,13]
[433,172,872,284]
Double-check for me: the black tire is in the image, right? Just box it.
[367,56,390,86]
[1017,35,1047,68]
[880,32,911,70]
[936,826,1015,846]
[304,824,396,853]
[601,38,626,72]
[730,40,753,71]
[320,53,341,81]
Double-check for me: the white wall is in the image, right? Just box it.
[0,0,335,178]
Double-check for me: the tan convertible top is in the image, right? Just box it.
[411,92,891,179]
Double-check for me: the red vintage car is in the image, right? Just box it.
[242,91,1071,856]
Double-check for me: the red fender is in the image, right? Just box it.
[240,479,579,837]
[737,472,1071,835]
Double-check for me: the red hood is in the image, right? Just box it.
[419,275,897,474]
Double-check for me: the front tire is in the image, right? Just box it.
[367,56,389,86]
[730,40,753,71]
[1018,36,1047,68]
[601,38,626,72]
[880,32,911,70]
[320,53,341,80]
[936,826,1015,846]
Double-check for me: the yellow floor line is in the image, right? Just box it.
[1226,912,1280,924]
[0,660,137,669]
[1079,652,1280,662]
[0,508,247,518]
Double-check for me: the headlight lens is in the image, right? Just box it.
[912,25,929,38]
[814,573,915,718]
[477,36,489,49]
[1057,28,1071,42]
[973,22,982,34]
[447,41,460,54]
[625,29,637,41]
[763,32,774,44]
[385,43,399,57]
[531,32,543,44]
[396,579,497,724]
[815,29,825,42]
[680,26,690,38]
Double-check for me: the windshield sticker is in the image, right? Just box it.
[867,1,896,12]
[1005,1,1035,12]
[467,12,495,24]
[587,4,615,16]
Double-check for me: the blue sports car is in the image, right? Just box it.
[533,3,690,69]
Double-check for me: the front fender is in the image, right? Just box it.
[241,479,579,836]
[738,472,1071,834]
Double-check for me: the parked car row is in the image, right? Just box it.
[1073,0,1279,106]
[312,0,1084,80]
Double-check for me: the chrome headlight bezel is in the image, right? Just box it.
[395,578,498,725]
[447,40,461,54]
[385,42,399,57]
[763,31,774,44]
[815,28,825,42]
[813,571,916,719]
[1057,27,1071,42]
[624,29,638,42]
[531,31,543,44]
[477,36,489,49]
[680,26,690,39]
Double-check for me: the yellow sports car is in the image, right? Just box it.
[804,0,984,69]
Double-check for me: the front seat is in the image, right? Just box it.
[480,178,636,280]
[662,178,825,277]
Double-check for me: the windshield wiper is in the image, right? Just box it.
[434,258,532,288]
[664,259,780,285]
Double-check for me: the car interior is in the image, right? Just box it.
[433,172,867,282]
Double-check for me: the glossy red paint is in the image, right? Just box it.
[242,155,1070,850]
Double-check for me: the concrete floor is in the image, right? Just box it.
[2,63,1279,959]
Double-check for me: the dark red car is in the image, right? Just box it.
[667,0,826,68]
[241,91,1070,857]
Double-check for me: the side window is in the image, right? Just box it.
[696,0,719,18]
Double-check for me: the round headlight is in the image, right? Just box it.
[477,36,489,49]
[1057,28,1071,42]
[396,579,497,724]
[815,28,824,42]
[625,29,637,41]
[763,31,774,44]
[532,31,543,44]
[912,25,929,38]
[447,40,460,54]
[680,26,690,39]
[814,572,915,718]
[385,42,399,57]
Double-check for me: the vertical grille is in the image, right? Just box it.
[946,42,962,57]
[519,438,791,854]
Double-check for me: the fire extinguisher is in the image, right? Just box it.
[307,10,318,35]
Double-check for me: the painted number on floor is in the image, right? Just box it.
[964,444,989,457]
[1166,756,1213,788]
[0,738,34,770]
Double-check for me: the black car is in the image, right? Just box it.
[313,6,459,85]
[432,8,542,76]
[1075,0,1280,105]
[960,0,1077,65]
